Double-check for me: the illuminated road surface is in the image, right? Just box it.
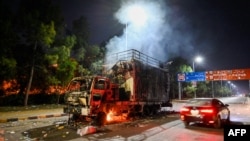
[1,97,249,141]
[144,120,223,141]
[1,117,68,140]
[67,120,224,141]
[1,115,224,141]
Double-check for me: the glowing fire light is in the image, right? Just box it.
[106,111,114,121]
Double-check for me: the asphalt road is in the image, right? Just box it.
[0,97,250,141]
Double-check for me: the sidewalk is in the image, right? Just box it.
[0,102,182,123]
[0,108,67,123]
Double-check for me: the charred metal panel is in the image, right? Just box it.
[105,59,169,103]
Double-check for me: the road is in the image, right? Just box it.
[0,97,249,141]
[1,115,223,141]
[0,117,68,140]
[144,120,223,141]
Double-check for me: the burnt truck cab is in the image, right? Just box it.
[63,76,117,125]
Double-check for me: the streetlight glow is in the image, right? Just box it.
[124,4,148,53]
[127,5,147,26]
[192,55,203,98]
[193,56,203,72]
[108,0,167,59]
[195,56,203,63]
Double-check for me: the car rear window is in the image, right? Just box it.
[186,99,212,106]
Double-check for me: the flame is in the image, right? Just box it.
[106,111,114,121]
[1,79,66,95]
[106,111,128,123]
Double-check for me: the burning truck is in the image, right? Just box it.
[63,49,172,126]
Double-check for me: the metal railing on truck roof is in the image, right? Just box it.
[105,49,163,68]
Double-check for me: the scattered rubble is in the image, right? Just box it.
[77,126,97,136]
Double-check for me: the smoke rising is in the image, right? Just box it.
[105,0,195,62]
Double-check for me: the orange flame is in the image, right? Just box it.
[106,111,114,121]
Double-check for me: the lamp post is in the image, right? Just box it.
[192,56,203,72]
[192,56,203,98]
[125,5,147,53]
[126,22,128,58]
[228,81,232,96]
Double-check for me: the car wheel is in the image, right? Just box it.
[225,114,230,125]
[213,115,222,129]
[183,121,190,127]
[226,111,231,124]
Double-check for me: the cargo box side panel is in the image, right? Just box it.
[131,60,148,101]
[132,60,169,102]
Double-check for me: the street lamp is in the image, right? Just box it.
[228,81,232,90]
[227,81,232,96]
[192,56,203,98]
[192,56,203,72]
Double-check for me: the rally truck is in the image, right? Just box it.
[63,49,172,126]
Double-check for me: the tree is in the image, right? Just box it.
[196,81,211,97]
[0,1,19,96]
[0,1,17,82]
[46,35,78,88]
[85,45,102,71]
[71,16,103,75]
[24,22,56,106]
[167,57,192,99]
[14,0,61,106]
[72,16,89,64]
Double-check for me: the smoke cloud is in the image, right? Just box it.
[105,0,195,62]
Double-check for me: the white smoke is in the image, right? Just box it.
[105,0,195,62]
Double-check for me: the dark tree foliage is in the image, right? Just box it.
[71,16,104,73]
[12,0,57,97]
[0,1,18,82]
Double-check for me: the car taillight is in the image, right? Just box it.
[200,109,214,114]
[180,107,190,112]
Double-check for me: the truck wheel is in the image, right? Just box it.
[143,105,150,116]
[225,114,230,125]
[95,112,107,127]
[67,114,79,128]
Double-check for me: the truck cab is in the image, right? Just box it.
[63,76,116,126]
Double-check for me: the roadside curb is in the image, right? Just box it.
[0,113,68,123]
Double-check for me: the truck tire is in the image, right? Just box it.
[67,114,80,128]
[143,105,150,116]
[95,112,107,127]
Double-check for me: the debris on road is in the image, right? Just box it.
[77,125,97,136]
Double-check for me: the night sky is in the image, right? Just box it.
[58,0,250,93]
[57,0,250,68]
[4,0,250,93]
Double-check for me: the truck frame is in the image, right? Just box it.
[63,49,172,126]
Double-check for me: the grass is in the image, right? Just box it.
[0,104,65,112]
